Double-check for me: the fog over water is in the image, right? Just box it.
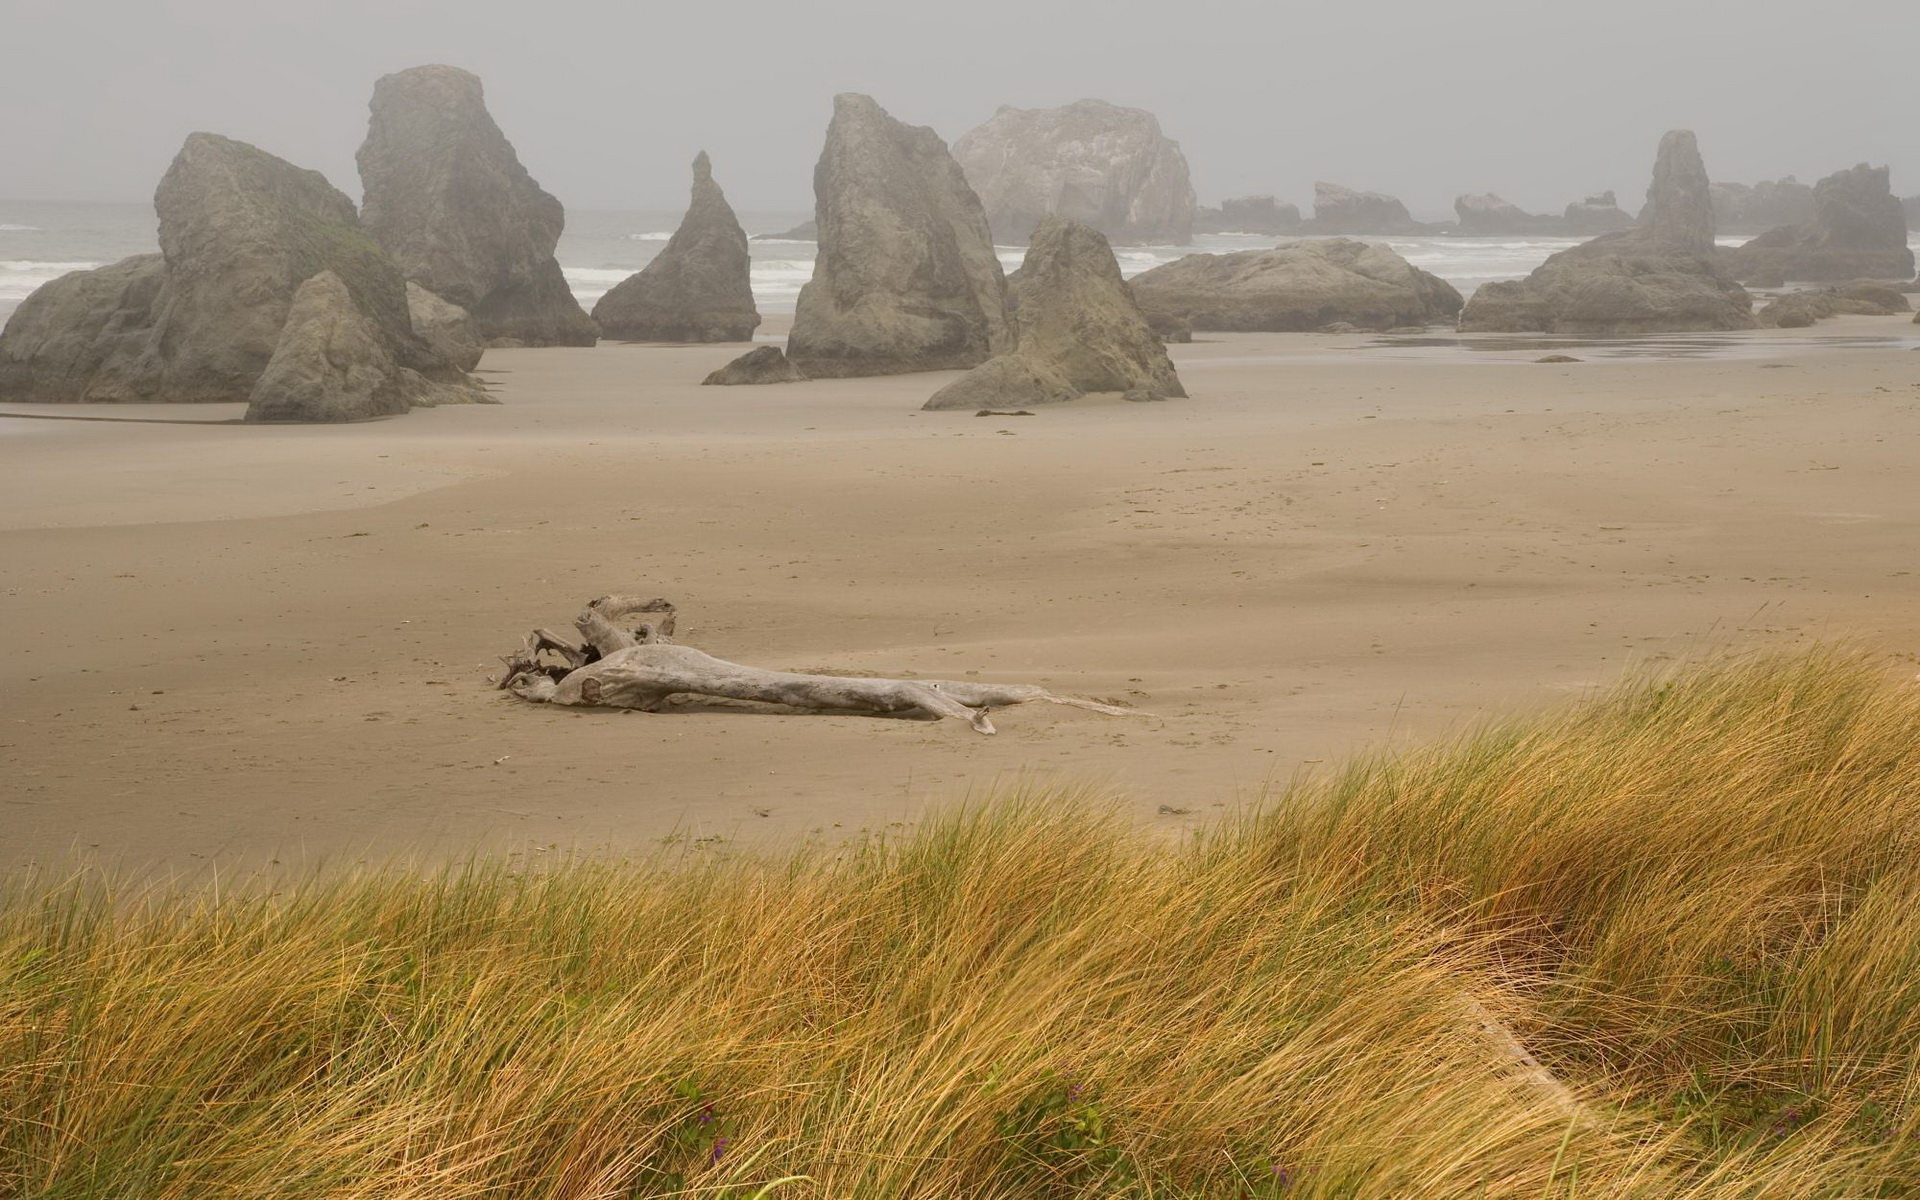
[2,0,1914,219]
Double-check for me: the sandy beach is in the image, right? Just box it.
[4,314,1919,872]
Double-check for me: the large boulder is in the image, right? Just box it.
[702,344,805,386]
[406,282,484,372]
[1128,237,1463,332]
[1454,194,1560,236]
[1561,192,1635,235]
[1724,164,1915,284]
[245,271,411,422]
[0,133,449,403]
[1711,177,1816,233]
[951,99,1195,244]
[356,65,596,347]
[1757,283,1911,328]
[1458,131,1756,336]
[1193,196,1302,236]
[778,93,1010,379]
[1302,183,1428,235]
[924,216,1183,410]
[592,152,759,342]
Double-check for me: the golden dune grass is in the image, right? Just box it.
[3,649,1918,1197]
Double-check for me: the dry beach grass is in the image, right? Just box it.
[4,650,1920,1196]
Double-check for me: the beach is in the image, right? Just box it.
[4,313,1919,872]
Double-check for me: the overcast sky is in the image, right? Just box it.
[4,0,1913,219]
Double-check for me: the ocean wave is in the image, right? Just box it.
[627,232,672,241]
[0,224,40,232]
[1,260,100,301]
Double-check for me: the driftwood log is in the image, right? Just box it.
[497,595,1140,734]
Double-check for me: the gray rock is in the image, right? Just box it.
[1757,283,1911,327]
[1561,192,1636,235]
[406,282,484,372]
[245,272,411,422]
[1193,196,1302,236]
[1302,183,1429,235]
[924,216,1184,410]
[1724,164,1915,283]
[592,152,759,342]
[785,94,1010,378]
[752,219,817,242]
[1459,131,1757,336]
[1905,195,1920,231]
[1129,237,1463,332]
[357,65,596,347]
[0,133,448,403]
[1454,194,1560,236]
[1711,177,1816,233]
[952,99,1195,244]
[702,344,806,386]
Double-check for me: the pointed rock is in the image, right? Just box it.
[703,344,806,386]
[1458,131,1756,335]
[785,94,1009,378]
[951,99,1195,244]
[245,272,410,423]
[593,152,759,342]
[1128,238,1462,332]
[924,216,1183,410]
[1725,164,1915,283]
[357,65,596,347]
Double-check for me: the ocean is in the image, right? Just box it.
[4,199,1918,325]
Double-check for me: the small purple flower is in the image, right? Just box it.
[708,1136,730,1166]
[697,1103,716,1126]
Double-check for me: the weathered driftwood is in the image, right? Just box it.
[497,595,1139,734]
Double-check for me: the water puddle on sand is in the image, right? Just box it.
[1348,332,1920,362]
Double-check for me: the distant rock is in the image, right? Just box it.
[356,64,596,347]
[1724,164,1915,283]
[1756,283,1911,328]
[1129,237,1463,332]
[783,93,1009,378]
[1711,177,1816,233]
[592,152,759,343]
[952,99,1195,244]
[406,282,484,372]
[245,272,412,422]
[0,133,456,403]
[1905,195,1920,231]
[1302,183,1429,235]
[1193,195,1302,236]
[1458,131,1756,336]
[1561,192,1636,235]
[923,216,1183,410]
[1454,194,1560,236]
[702,344,805,386]
[752,219,817,242]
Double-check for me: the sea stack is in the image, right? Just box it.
[592,153,759,342]
[767,93,1009,380]
[1453,194,1560,236]
[1128,238,1462,332]
[951,99,1196,244]
[0,133,454,403]
[1723,164,1915,283]
[1193,196,1302,236]
[356,65,596,347]
[1302,183,1427,235]
[1457,131,1756,336]
[923,216,1184,410]
[1560,192,1635,235]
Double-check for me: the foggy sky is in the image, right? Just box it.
[4,0,1914,220]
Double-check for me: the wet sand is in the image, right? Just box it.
[4,314,1919,872]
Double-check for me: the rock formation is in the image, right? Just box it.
[1302,183,1429,235]
[923,216,1184,410]
[764,93,1008,380]
[1454,194,1561,236]
[1128,237,1463,332]
[1724,164,1915,283]
[701,345,806,386]
[245,272,412,422]
[592,153,758,342]
[1905,195,1920,230]
[356,65,596,347]
[1561,192,1636,235]
[1193,196,1302,236]
[1457,131,1756,336]
[0,133,460,403]
[952,99,1195,244]
[1711,177,1816,233]
[752,218,817,242]
[406,282,484,372]
[1756,283,1911,327]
